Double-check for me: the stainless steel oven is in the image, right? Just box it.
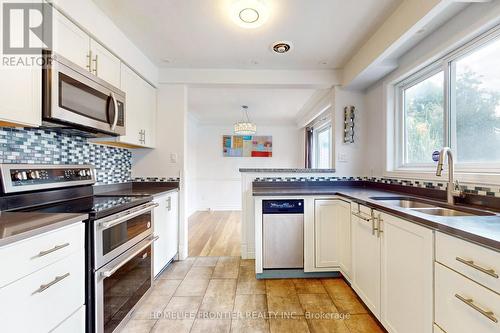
[95,235,157,333]
[42,51,126,136]
[93,202,158,333]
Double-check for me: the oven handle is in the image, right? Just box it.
[110,92,119,130]
[99,203,158,230]
[101,235,159,278]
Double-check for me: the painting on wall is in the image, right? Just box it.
[223,135,272,157]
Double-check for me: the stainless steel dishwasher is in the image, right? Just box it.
[262,199,304,269]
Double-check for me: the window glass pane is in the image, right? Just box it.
[316,126,331,168]
[453,37,500,163]
[404,72,444,164]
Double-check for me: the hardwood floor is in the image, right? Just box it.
[122,257,385,333]
[188,211,241,257]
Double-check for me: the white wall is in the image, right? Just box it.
[332,87,369,176]
[190,123,303,211]
[186,114,198,217]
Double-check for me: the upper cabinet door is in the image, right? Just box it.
[0,65,41,127]
[119,64,141,146]
[90,40,121,88]
[52,11,90,70]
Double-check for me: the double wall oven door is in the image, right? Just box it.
[43,52,126,136]
[93,203,157,333]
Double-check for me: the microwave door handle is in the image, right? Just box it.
[110,92,119,130]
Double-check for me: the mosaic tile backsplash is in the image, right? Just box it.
[254,176,500,198]
[0,127,131,185]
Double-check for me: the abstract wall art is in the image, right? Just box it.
[222,135,272,157]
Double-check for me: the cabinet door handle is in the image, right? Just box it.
[352,211,377,235]
[35,242,70,258]
[92,54,98,75]
[376,214,383,238]
[455,257,498,279]
[166,197,171,211]
[86,50,92,72]
[455,294,498,323]
[32,273,70,295]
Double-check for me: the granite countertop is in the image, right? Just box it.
[253,184,500,252]
[239,168,336,173]
[0,212,87,247]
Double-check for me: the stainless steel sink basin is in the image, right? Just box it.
[410,207,474,217]
[370,196,495,217]
[370,197,436,209]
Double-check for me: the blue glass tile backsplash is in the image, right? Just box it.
[0,127,131,185]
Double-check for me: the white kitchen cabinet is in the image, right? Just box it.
[0,250,85,333]
[313,199,351,277]
[379,211,434,333]
[52,10,91,70]
[351,206,381,318]
[153,191,179,277]
[0,64,41,127]
[435,262,500,333]
[96,63,157,148]
[90,39,121,88]
[51,306,85,333]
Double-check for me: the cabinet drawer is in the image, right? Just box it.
[51,306,85,333]
[436,232,499,293]
[0,250,85,333]
[0,222,84,288]
[435,263,500,333]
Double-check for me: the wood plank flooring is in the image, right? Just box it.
[188,211,241,257]
[122,257,385,333]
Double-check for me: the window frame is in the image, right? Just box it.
[394,26,500,173]
[312,121,332,169]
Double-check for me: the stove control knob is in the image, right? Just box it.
[27,171,39,179]
[86,170,92,177]
[78,170,86,177]
[13,172,23,181]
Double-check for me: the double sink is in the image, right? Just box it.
[370,197,495,217]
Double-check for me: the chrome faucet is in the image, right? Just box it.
[435,147,463,204]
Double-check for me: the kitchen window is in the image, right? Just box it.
[313,123,332,169]
[395,27,500,171]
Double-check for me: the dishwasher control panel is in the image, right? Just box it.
[262,199,304,214]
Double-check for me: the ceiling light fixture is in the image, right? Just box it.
[230,0,269,29]
[271,41,292,54]
[234,105,257,135]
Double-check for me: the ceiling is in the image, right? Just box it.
[188,87,318,124]
[93,0,402,70]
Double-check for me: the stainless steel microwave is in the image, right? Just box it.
[42,51,126,136]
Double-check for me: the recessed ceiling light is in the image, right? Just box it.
[230,0,269,29]
[271,41,292,54]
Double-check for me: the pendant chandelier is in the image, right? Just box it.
[234,105,257,135]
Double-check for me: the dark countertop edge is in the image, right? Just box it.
[0,213,87,248]
[252,189,500,253]
[94,182,180,197]
[239,168,336,173]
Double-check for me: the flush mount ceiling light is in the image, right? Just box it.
[271,41,292,54]
[234,105,257,135]
[230,0,269,29]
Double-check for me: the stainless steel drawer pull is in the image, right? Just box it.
[456,257,499,279]
[32,273,70,295]
[455,294,498,323]
[35,243,70,258]
[352,212,374,222]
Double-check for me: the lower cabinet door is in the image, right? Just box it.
[379,212,434,333]
[314,200,340,268]
[51,306,85,333]
[351,210,381,318]
[0,250,84,333]
[165,192,179,262]
[153,195,168,277]
[435,262,500,333]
